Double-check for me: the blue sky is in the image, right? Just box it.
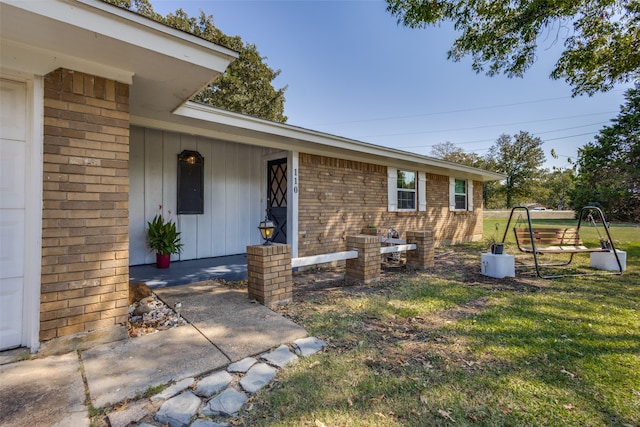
[155,0,631,169]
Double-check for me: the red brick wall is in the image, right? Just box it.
[297,153,483,257]
[40,69,129,342]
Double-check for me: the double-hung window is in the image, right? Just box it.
[454,179,466,210]
[397,170,416,210]
[388,168,426,212]
[449,177,473,211]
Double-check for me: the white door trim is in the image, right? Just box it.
[24,75,43,352]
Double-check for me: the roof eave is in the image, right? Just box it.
[133,101,504,182]
[0,0,238,115]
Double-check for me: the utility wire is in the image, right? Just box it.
[360,112,615,140]
[394,121,609,149]
[309,89,626,127]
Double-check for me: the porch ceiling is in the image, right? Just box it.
[0,0,237,117]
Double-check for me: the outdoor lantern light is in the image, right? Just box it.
[258,215,276,246]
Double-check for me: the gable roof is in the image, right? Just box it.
[1,0,503,182]
[0,0,238,116]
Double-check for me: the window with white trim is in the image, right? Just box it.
[397,170,416,210]
[388,167,426,212]
[454,179,466,210]
[449,177,473,211]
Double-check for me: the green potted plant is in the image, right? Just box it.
[487,223,505,254]
[147,214,183,268]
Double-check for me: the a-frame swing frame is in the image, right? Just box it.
[502,206,623,279]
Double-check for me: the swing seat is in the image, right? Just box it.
[502,206,623,279]
[513,227,608,254]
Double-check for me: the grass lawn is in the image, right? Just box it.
[237,220,639,426]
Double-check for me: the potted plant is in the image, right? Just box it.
[487,223,505,254]
[147,214,183,268]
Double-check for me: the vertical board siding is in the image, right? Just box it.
[129,126,264,265]
[196,137,213,257]
[128,127,146,265]
[211,140,227,256]
[143,128,164,265]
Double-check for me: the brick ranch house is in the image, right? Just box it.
[0,0,503,354]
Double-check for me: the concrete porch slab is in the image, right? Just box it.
[82,325,229,408]
[154,281,308,362]
[129,254,247,288]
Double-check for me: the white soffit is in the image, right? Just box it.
[0,0,238,115]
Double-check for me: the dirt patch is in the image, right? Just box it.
[291,247,545,299]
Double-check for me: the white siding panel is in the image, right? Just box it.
[163,133,181,261]
[128,127,146,265]
[251,150,264,246]
[226,144,241,254]
[196,137,213,258]
[143,128,164,265]
[237,144,252,250]
[211,140,227,256]
[129,127,266,264]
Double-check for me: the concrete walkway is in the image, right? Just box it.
[0,281,307,427]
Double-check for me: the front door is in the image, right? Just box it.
[267,158,287,244]
[0,78,27,350]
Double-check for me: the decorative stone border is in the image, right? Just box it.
[106,337,328,427]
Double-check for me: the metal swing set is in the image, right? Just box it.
[501,206,624,279]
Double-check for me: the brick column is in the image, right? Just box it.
[247,244,293,308]
[406,230,435,269]
[39,68,129,351]
[345,235,380,284]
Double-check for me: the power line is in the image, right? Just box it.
[308,89,626,127]
[361,112,615,140]
[394,129,605,153]
[394,121,608,149]
[310,95,572,126]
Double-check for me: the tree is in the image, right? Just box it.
[571,84,640,222]
[486,131,546,208]
[385,0,640,96]
[430,141,484,167]
[536,168,576,210]
[103,0,287,122]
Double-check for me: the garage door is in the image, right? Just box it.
[0,78,27,350]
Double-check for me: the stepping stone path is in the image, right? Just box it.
[105,337,327,427]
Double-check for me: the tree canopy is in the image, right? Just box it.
[571,83,640,221]
[485,131,546,208]
[385,0,640,96]
[103,0,287,122]
[430,141,484,167]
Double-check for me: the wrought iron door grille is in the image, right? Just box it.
[269,161,287,208]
